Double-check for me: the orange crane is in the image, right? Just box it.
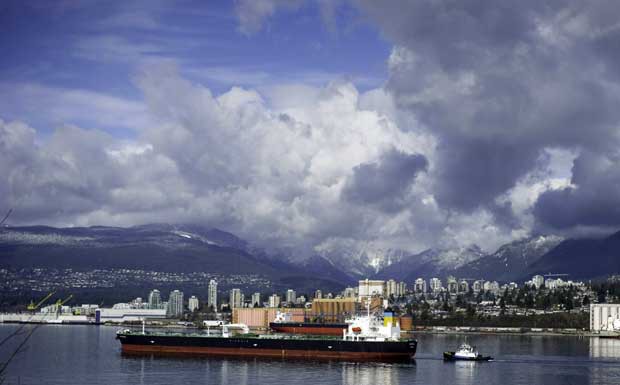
[27,291,55,311]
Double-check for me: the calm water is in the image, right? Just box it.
[2,325,620,384]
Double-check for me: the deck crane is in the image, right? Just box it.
[27,291,55,311]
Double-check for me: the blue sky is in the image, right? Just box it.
[0,1,389,137]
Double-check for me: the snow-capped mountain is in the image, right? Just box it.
[314,239,410,278]
[454,235,564,282]
[374,245,486,281]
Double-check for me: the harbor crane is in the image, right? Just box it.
[54,295,73,316]
[27,291,55,311]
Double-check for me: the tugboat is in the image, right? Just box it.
[443,343,493,361]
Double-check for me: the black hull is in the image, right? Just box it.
[117,333,417,361]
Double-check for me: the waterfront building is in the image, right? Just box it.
[230,288,243,309]
[167,290,184,317]
[148,289,162,309]
[251,292,261,307]
[590,304,620,333]
[208,279,218,310]
[358,279,385,302]
[286,289,296,304]
[268,294,281,308]
[473,280,484,293]
[311,298,357,323]
[188,296,199,312]
[414,278,427,293]
[430,278,442,293]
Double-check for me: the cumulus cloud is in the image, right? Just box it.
[1,64,443,256]
[349,0,620,236]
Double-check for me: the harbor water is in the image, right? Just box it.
[1,325,620,384]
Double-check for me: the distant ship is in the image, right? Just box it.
[116,313,417,361]
[269,311,348,336]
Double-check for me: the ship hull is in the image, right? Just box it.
[269,322,348,336]
[117,333,416,362]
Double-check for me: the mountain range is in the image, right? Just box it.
[1,223,619,291]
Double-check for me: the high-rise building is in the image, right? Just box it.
[386,279,398,298]
[532,275,545,289]
[251,292,261,307]
[459,280,469,293]
[188,295,199,312]
[414,278,427,293]
[358,279,385,302]
[167,290,184,317]
[268,294,281,308]
[314,290,323,299]
[230,288,243,309]
[447,276,458,294]
[148,289,161,309]
[208,279,218,310]
[430,277,442,293]
[398,281,407,297]
[473,280,484,293]
[286,289,296,304]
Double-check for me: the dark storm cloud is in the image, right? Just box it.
[352,0,620,230]
[534,151,620,230]
[342,147,427,211]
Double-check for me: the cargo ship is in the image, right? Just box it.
[116,313,417,361]
[269,311,348,336]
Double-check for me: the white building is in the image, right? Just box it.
[343,287,356,298]
[430,278,442,293]
[230,288,243,309]
[358,279,385,302]
[591,304,620,333]
[167,290,184,317]
[251,292,261,307]
[447,276,458,294]
[188,296,199,312]
[398,281,407,296]
[414,278,427,293]
[473,280,484,293]
[148,289,162,309]
[98,308,166,323]
[386,279,397,298]
[314,290,322,299]
[208,279,218,310]
[532,275,545,289]
[286,289,296,304]
[268,294,281,308]
[483,281,500,295]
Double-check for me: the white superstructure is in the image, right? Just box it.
[343,313,401,342]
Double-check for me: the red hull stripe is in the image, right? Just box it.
[270,326,346,336]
